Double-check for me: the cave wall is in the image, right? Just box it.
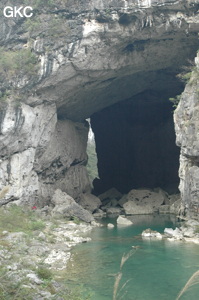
[0,101,90,206]
[91,90,180,194]
[174,53,199,219]
[0,0,199,216]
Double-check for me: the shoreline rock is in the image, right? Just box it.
[141,219,199,244]
[142,229,162,239]
[117,215,133,226]
[0,205,101,299]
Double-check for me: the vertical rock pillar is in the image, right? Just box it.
[174,54,199,219]
[0,100,91,206]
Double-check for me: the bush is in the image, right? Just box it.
[0,48,38,80]
[37,266,52,280]
[24,14,70,38]
[169,94,181,109]
[29,220,46,231]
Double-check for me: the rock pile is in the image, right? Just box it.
[141,220,199,244]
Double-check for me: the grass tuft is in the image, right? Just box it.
[176,270,199,300]
[37,266,52,280]
[113,247,138,300]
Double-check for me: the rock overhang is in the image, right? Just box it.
[28,0,199,121]
[1,0,199,208]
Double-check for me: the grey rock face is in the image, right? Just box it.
[0,0,199,215]
[0,104,90,206]
[174,53,199,219]
[0,101,57,205]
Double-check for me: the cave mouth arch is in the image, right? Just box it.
[90,84,183,196]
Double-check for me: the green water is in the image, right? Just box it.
[66,215,199,300]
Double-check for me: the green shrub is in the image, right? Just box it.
[37,266,52,280]
[24,14,70,38]
[29,220,46,231]
[169,94,181,109]
[0,48,38,80]
[177,71,192,83]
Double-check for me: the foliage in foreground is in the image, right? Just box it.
[113,247,138,300]
[176,270,199,300]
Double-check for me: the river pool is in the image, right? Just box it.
[65,215,199,300]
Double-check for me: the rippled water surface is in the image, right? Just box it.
[66,215,199,300]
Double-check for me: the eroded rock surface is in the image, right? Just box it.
[0,0,199,216]
[174,53,199,219]
[51,189,94,223]
[123,189,165,214]
[0,105,90,206]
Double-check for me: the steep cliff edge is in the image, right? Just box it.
[0,0,199,215]
[174,53,199,219]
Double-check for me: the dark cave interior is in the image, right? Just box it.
[91,86,182,195]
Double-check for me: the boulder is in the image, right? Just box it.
[51,189,75,206]
[52,202,94,223]
[153,188,169,204]
[118,195,128,207]
[107,223,114,228]
[142,229,162,239]
[78,193,101,213]
[158,205,170,214]
[110,198,119,207]
[123,189,165,215]
[92,209,106,219]
[51,189,94,223]
[106,207,121,215]
[117,216,133,226]
[98,188,122,201]
[164,227,183,239]
[101,203,111,211]
[182,227,195,238]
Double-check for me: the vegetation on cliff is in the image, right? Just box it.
[0,48,38,80]
[0,47,38,105]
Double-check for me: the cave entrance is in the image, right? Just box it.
[90,88,181,196]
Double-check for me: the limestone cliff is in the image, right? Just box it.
[0,0,199,214]
[174,53,199,219]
